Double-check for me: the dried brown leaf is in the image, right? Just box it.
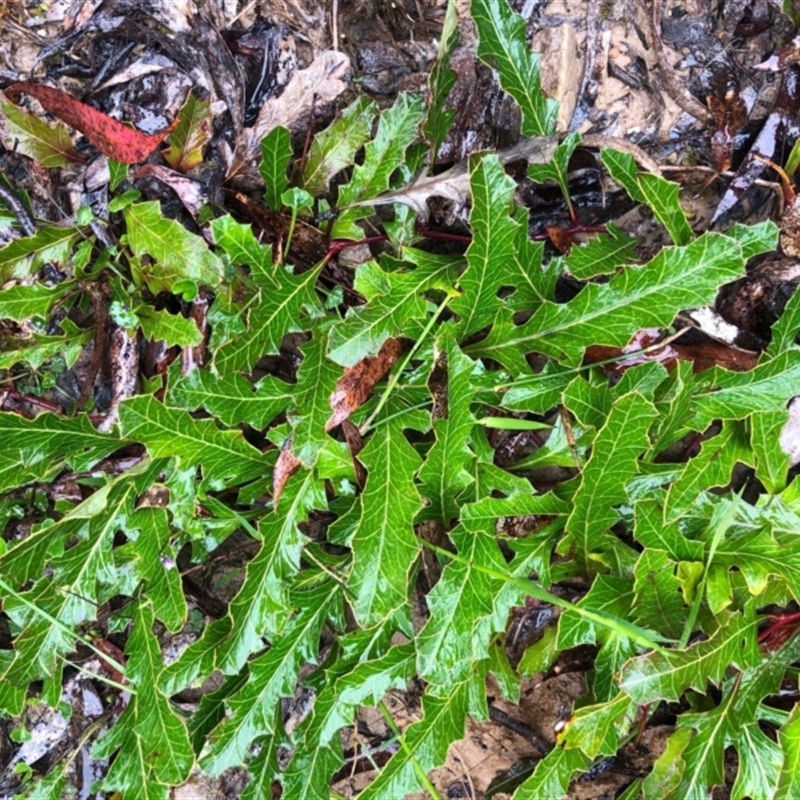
[327,338,406,430]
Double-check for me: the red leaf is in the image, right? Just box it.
[6,81,178,165]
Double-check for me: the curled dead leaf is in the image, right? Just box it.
[273,436,302,504]
[6,81,178,164]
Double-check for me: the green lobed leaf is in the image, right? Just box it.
[0,224,80,283]
[302,96,377,195]
[561,691,639,759]
[0,95,82,167]
[664,421,753,523]
[210,215,322,374]
[422,0,459,158]
[162,91,212,172]
[769,279,800,356]
[126,507,186,632]
[118,395,267,490]
[503,217,553,311]
[417,332,476,524]
[214,471,325,674]
[349,420,422,627]
[200,580,340,774]
[259,125,292,211]
[416,522,509,686]
[601,149,692,246]
[451,153,520,337]
[777,702,800,800]
[0,410,124,493]
[167,365,293,429]
[565,223,639,279]
[357,675,473,800]
[563,392,657,565]
[328,251,458,367]
[468,230,751,372]
[674,631,800,800]
[470,0,558,136]
[137,306,203,348]
[632,548,687,640]
[0,282,69,321]
[123,201,224,293]
[527,132,581,217]
[513,746,592,800]
[557,577,641,702]
[619,611,761,704]
[331,92,427,240]
[690,350,800,428]
[287,330,341,466]
[750,409,791,493]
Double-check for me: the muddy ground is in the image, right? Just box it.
[0,0,798,797]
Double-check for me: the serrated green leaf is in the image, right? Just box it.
[0,95,82,167]
[691,350,800,428]
[0,282,68,321]
[634,498,703,562]
[200,581,339,774]
[777,703,800,800]
[665,422,753,523]
[96,601,193,798]
[259,126,292,210]
[527,132,581,217]
[162,91,212,172]
[675,632,800,800]
[504,217,553,311]
[468,231,749,372]
[302,97,377,195]
[118,395,266,490]
[565,223,639,279]
[601,149,692,246]
[215,471,324,673]
[328,251,457,367]
[350,421,422,626]
[769,278,800,356]
[416,523,508,685]
[128,601,195,784]
[451,153,520,336]
[470,0,558,136]
[422,0,458,158]
[562,691,639,759]
[167,365,292,429]
[0,411,124,493]
[332,92,427,239]
[123,201,224,293]
[0,224,80,283]
[751,409,791,493]
[513,746,591,800]
[632,549,686,639]
[137,306,203,347]
[287,331,341,466]
[417,333,476,524]
[620,611,761,704]
[716,528,800,600]
[127,508,186,631]
[210,215,321,374]
[563,392,656,564]
[357,676,472,800]
[241,734,281,800]
[558,577,640,702]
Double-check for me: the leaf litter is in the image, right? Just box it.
[2,0,800,798]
